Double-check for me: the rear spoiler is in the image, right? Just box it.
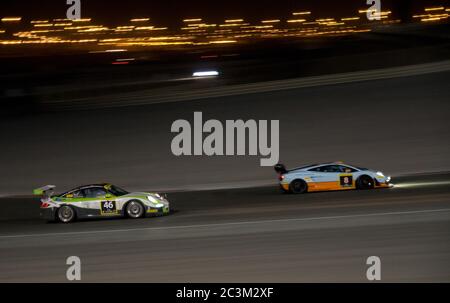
[274,164,288,174]
[33,185,56,197]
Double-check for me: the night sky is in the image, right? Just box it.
[0,0,444,27]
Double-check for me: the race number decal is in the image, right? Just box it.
[100,200,117,215]
[339,175,353,187]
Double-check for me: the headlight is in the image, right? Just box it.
[376,171,385,177]
[147,195,158,203]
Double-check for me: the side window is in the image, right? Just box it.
[321,165,341,173]
[83,187,107,198]
[63,190,84,198]
[339,165,357,173]
[309,165,356,173]
[308,166,323,172]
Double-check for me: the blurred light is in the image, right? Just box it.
[1,17,22,22]
[34,23,53,27]
[131,18,150,22]
[135,26,154,30]
[292,11,311,15]
[261,19,280,23]
[395,181,450,188]
[425,7,445,11]
[421,17,442,22]
[209,40,236,44]
[73,18,91,22]
[193,71,219,77]
[89,49,127,53]
[287,19,306,23]
[341,17,360,21]
[225,19,243,23]
[184,18,202,22]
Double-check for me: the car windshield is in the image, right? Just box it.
[108,185,129,196]
[354,166,368,170]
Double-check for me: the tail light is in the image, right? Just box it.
[40,202,50,208]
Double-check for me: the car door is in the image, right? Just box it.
[308,165,341,190]
[83,187,119,216]
[321,165,343,190]
[337,165,357,189]
[60,189,91,206]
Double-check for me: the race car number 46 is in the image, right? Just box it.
[100,200,117,214]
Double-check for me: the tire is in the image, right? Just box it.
[290,179,308,194]
[357,175,374,190]
[125,200,145,219]
[57,205,76,223]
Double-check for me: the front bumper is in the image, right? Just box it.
[375,176,393,188]
[146,205,170,216]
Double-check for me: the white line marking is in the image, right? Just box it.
[1,208,449,240]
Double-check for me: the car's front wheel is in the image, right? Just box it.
[290,179,308,194]
[357,175,374,190]
[57,205,76,223]
[125,201,145,219]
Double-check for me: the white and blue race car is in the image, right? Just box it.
[275,162,393,194]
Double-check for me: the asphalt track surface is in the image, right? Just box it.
[0,63,449,282]
[0,173,449,282]
[0,67,449,195]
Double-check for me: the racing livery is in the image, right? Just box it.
[34,183,170,223]
[275,162,392,194]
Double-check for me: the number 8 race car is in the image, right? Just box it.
[34,183,170,223]
[274,162,393,194]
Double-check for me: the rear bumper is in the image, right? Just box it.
[40,207,57,221]
[280,183,290,191]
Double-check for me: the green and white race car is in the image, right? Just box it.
[34,183,170,223]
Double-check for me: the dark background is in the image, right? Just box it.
[0,0,439,27]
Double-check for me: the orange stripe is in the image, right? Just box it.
[307,181,355,192]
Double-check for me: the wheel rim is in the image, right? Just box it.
[58,206,74,222]
[127,202,143,218]
[361,177,373,188]
[292,181,305,193]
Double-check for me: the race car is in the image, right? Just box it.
[274,162,393,194]
[34,183,170,223]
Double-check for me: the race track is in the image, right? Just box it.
[0,67,449,195]
[0,62,449,282]
[0,173,449,282]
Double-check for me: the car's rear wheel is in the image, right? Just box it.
[290,179,308,194]
[125,201,144,219]
[357,175,374,190]
[57,205,76,223]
